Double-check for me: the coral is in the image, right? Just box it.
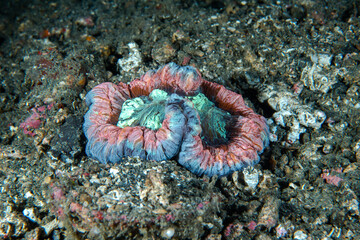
[83,63,269,176]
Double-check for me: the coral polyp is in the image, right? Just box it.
[83,63,269,177]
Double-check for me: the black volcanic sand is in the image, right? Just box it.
[0,0,359,239]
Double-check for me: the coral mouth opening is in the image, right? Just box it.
[198,109,232,147]
[117,89,168,130]
[117,88,231,145]
[187,93,231,146]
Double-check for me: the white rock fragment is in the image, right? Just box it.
[109,167,120,175]
[117,42,142,72]
[294,230,308,240]
[243,166,261,189]
[24,191,34,199]
[286,123,306,144]
[97,189,132,208]
[259,84,326,143]
[267,119,278,142]
[275,224,287,238]
[301,53,338,93]
[42,218,60,235]
[89,226,101,237]
[161,227,175,239]
[23,208,38,222]
[298,109,326,129]
[104,189,130,201]
[301,65,336,93]
[310,53,332,67]
[353,139,360,152]
[89,175,101,184]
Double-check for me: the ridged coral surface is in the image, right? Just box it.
[83,63,269,176]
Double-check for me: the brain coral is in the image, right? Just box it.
[83,63,269,177]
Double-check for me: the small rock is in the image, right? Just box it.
[257,196,279,229]
[23,208,39,223]
[293,230,308,240]
[151,40,176,64]
[242,166,261,190]
[161,227,175,239]
[117,42,142,72]
[42,219,59,236]
[48,114,83,164]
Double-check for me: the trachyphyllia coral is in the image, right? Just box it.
[83,63,269,177]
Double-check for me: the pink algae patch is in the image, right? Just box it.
[320,168,343,186]
[19,103,54,136]
[247,221,257,231]
[51,187,65,201]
